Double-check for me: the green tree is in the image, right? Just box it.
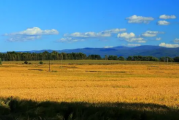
[42,51,50,60]
[118,56,125,61]
[174,56,179,62]
[127,56,133,61]
[51,51,59,60]
[88,55,101,60]
[166,57,174,62]
[160,57,173,62]
[108,55,118,60]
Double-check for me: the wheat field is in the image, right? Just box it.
[0,60,179,108]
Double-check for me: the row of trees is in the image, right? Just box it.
[0,51,179,62]
[0,51,99,61]
[110,55,179,62]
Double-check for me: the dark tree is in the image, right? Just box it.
[174,56,179,62]
[118,56,125,61]
[127,56,133,61]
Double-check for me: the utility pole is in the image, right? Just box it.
[61,53,63,68]
[49,60,51,72]
[166,57,168,65]
[49,53,51,72]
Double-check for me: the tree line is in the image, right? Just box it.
[0,51,179,62]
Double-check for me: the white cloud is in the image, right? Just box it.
[4,27,59,42]
[61,28,126,42]
[68,32,86,37]
[142,31,164,37]
[127,44,141,47]
[117,33,146,43]
[159,15,176,19]
[174,38,179,43]
[65,31,111,38]
[104,46,113,48]
[117,32,135,39]
[157,20,170,25]
[103,28,126,33]
[156,37,162,41]
[127,37,146,43]
[65,28,126,38]
[7,27,59,36]
[126,15,154,24]
[58,37,84,42]
[7,35,41,42]
[159,43,179,48]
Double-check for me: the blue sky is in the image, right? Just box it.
[0,0,179,52]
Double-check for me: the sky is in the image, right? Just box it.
[0,0,179,52]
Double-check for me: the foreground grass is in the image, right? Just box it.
[0,97,179,120]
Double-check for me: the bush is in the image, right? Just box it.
[39,61,43,64]
[0,58,2,65]
[24,61,28,64]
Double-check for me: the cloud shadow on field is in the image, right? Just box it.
[0,97,179,120]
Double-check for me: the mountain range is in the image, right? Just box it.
[14,45,179,58]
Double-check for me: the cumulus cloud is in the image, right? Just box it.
[60,28,126,42]
[117,33,146,43]
[117,32,135,39]
[65,28,126,39]
[159,43,179,48]
[142,31,164,37]
[127,44,141,47]
[4,27,59,42]
[126,15,154,24]
[159,15,176,19]
[156,38,162,41]
[157,20,170,25]
[5,27,59,36]
[174,38,179,43]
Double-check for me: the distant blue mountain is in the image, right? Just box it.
[13,45,179,58]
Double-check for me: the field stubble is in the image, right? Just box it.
[0,61,179,108]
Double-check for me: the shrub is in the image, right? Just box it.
[0,58,2,65]
[39,61,43,64]
[24,61,28,64]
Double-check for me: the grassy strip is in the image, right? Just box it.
[2,60,178,65]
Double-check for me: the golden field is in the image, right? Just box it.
[0,60,179,108]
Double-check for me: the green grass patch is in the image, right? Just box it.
[3,60,179,65]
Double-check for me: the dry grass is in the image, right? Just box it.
[0,60,179,108]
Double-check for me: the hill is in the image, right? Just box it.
[10,45,179,58]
